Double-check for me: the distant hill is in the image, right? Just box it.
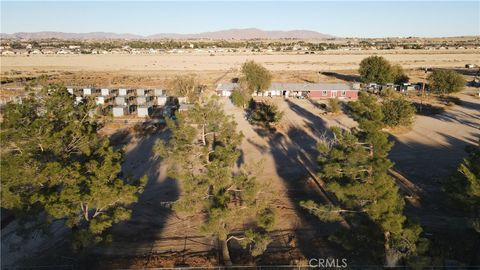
[0,28,335,40]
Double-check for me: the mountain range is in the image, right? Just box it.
[0,28,335,40]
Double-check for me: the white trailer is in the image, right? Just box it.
[115,96,127,106]
[83,88,92,96]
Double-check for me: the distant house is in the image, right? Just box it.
[217,82,358,100]
[216,83,237,97]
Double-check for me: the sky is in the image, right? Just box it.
[1,1,479,38]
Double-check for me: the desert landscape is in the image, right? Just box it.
[1,1,480,268]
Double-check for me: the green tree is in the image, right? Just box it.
[359,56,393,84]
[240,60,272,95]
[248,101,284,129]
[230,79,251,108]
[168,75,204,103]
[303,92,425,266]
[328,98,341,114]
[445,141,480,232]
[391,64,410,85]
[155,99,276,263]
[427,69,466,94]
[0,85,146,249]
[382,98,416,127]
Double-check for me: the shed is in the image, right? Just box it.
[113,106,128,117]
[137,106,151,117]
[95,96,105,105]
[178,97,187,104]
[154,89,165,96]
[115,96,127,106]
[118,88,127,96]
[83,88,92,96]
[101,88,110,96]
[157,96,167,106]
[136,89,146,96]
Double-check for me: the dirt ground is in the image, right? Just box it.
[1,49,479,73]
[2,50,480,267]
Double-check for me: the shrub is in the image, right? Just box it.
[428,69,466,94]
[230,90,248,108]
[382,98,416,127]
[328,98,341,114]
[249,101,283,128]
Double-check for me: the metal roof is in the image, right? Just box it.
[269,82,352,91]
[216,82,353,92]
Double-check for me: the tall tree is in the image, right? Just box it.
[381,98,416,128]
[168,74,204,103]
[359,56,393,84]
[1,85,146,249]
[391,64,410,85]
[303,92,425,266]
[427,69,466,94]
[155,98,276,263]
[445,140,480,232]
[240,60,272,95]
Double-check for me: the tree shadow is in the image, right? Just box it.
[320,72,361,82]
[246,100,353,263]
[88,131,182,269]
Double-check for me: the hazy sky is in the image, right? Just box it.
[1,1,479,37]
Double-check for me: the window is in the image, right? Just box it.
[322,90,327,96]
[342,91,347,96]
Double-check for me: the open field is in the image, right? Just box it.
[1,49,479,73]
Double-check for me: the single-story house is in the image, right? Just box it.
[217,82,358,100]
[113,106,128,117]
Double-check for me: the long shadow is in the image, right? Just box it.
[249,100,356,264]
[390,131,480,266]
[320,71,361,82]
[89,131,180,269]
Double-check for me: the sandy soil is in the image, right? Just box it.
[1,50,479,73]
